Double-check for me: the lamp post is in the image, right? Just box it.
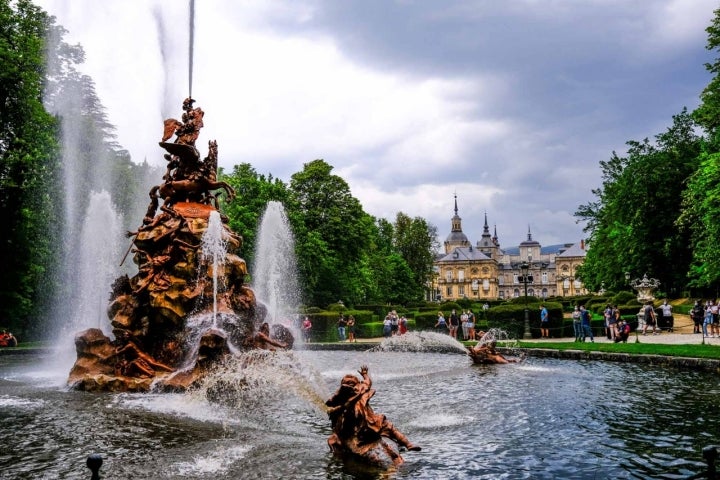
[520,261,531,339]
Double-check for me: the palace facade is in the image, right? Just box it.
[430,197,587,301]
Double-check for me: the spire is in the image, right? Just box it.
[493,224,499,246]
[483,212,490,233]
[450,194,462,232]
[527,224,532,241]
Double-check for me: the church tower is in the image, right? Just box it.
[476,212,499,259]
[443,194,470,254]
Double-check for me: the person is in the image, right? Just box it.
[540,304,549,338]
[301,316,312,342]
[383,314,392,338]
[614,318,631,343]
[704,304,713,338]
[710,299,720,337]
[390,310,399,336]
[603,304,614,340]
[659,299,673,332]
[691,300,704,334]
[642,301,657,336]
[435,311,447,332]
[580,305,594,342]
[252,322,289,351]
[572,306,583,342]
[460,310,469,340]
[325,365,420,465]
[467,310,476,340]
[398,315,408,335]
[448,309,460,339]
[346,315,356,342]
[0,330,17,348]
[337,314,347,342]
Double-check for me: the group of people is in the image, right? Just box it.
[337,314,357,342]
[382,311,408,338]
[434,309,477,340]
[639,299,674,336]
[0,330,17,348]
[573,304,631,343]
[691,299,720,337]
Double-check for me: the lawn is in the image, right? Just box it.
[512,341,720,360]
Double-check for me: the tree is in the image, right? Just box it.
[0,0,60,334]
[678,149,720,290]
[393,212,438,300]
[220,163,289,268]
[576,110,700,295]
[693,7,720,145]
[287,159,373,306]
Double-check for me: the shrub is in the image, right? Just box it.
[612,291,637,306]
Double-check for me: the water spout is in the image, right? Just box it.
[252,201,300,326]
[201,210,227,328]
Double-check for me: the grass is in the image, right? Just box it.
[513,341,720,360]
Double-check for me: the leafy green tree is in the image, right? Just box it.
[678,150,720,290]
[693,6,720,146]
[220,163,288,268]
[576,110,700,295]
[393,212,438,300]
[287,159,373,306]
[0,0,60,334]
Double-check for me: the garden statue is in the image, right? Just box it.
[326,365,421,467]
[630,273,661,303]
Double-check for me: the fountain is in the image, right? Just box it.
[67,98,292,392]
[630,273,661,302]
[252,201,300,328]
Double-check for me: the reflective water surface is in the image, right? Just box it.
[0,350,717,479]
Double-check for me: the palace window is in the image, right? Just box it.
[542,272,548,284]
[458,270,465,281]
[446,270,452,282]
[446,286,453,296]
[458,285,465,296]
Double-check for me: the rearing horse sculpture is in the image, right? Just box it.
[144,99,235,224]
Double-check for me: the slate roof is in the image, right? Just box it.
[501,243,572,256]
[556,242,586,258]
[437,247,492,262]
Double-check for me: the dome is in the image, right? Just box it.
[446,231,469,243]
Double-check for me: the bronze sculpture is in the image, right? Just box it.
[68,98,291,392]
[467,331,521,364]
[326,365,420,467]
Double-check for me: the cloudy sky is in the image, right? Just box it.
[36,0,716,249]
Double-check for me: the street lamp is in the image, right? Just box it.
[519,261,531,339]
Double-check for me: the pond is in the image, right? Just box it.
[0,348,716,479]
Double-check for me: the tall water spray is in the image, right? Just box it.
[56,191,123,372]
[201,210,227,327]
[253,202,300,325]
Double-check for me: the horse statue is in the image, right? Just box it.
[144,99,236,224]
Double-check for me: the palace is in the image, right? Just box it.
[430,197,587,301]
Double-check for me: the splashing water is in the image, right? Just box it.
[194,350,329,415]
[252,201,300,326]
[371,331,468,354]
[51,191,123,377]
[201,210,227,327]
[476,328,518,348]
